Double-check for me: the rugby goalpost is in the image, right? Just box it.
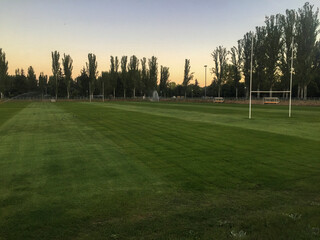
[249,35,294,119]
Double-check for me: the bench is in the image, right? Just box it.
[213,97,224,103]
[263,97,280,104]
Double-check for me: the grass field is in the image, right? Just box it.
[0,101,320,239]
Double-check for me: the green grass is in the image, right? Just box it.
[0,101,320,239]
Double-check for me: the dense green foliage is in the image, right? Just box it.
[0,48,8,98]
[159,66,170,97]
[62,54,73,99]
[0,101,320,239]
[51,51,61,100]
[86,53,98,102]
[211,46,228,97]
[240,2,319,99]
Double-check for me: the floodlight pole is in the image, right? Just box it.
[204,65,207,98]
[289,37,294,118]
[249,35,254,119]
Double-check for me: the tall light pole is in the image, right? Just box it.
[204,65,207,98]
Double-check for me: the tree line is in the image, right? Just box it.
[0,2,320,100]
[0,51,201,99]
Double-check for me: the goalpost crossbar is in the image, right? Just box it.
[251,91,291,93]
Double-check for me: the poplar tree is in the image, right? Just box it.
[128,55,139,98]
[264,14,283,96]
[212,46,228,97]
[86,53,98,102]
[140,57,148,96]
[62,54,73,99]
[51,51,60,100]
[148,56,158,94]
[242,32,254,98]
[159,66,170,97]
[279,9,296,98]
[109,56,118,98]
[27,66,37,92]
[39,72,48,99]
[254,27,267,98]
[0,49,8,99]
[121,56,128,98]
[183,59,194,98]
[230,40,243,99]
[295,2,319,99]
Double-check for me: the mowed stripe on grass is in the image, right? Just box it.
[95,101,320,141]
[0,101,320,240]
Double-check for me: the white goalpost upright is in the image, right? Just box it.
[249,36,294,119]
[289,36,294,118]
[249,35,253,119]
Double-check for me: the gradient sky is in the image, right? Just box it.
[1,0,319,86]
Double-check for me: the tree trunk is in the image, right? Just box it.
[257,84,260,99]
[300,86,304,100]
[297,84,300,99]
[55,76,58,100]
[124,89,126,98]
[102,82,104,102]
[133,88,135,98]
[269,86,272,97]
[67,87,70,100]
[185,91,186,99]
[304,85,307,100]
[218,85,221,97]
[236,87,238,99]
[89,85,91,102]
[113,88,115,99]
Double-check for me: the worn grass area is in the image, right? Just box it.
[0,101,320,240]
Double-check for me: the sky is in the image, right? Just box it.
[1,0,320,86]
